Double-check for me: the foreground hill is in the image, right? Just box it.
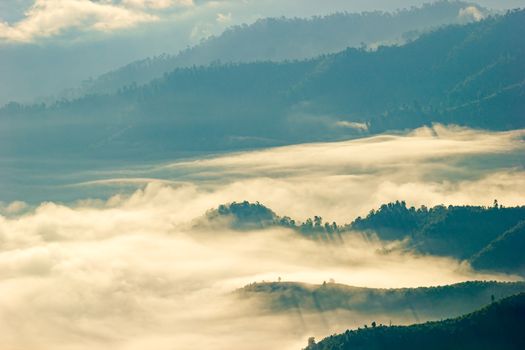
[2,10,523,160]
[239,281,525,323]
[304,292,525,350]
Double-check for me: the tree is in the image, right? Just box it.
[308,337,316,347]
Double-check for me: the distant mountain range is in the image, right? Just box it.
[1,9,523,161]
[0,1,488,107]
[304,292,525,350]
[72,1,489,98]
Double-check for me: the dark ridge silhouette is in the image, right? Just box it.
[471,221,525,275]
[202,200,525,274]
[350,201,525,261]
[200,201,340,238]
[304,292,525,350]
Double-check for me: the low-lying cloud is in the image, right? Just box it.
[0,125,523,350]
[0,189,515,350]
[123,125,525,222]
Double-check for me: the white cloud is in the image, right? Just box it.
[334,120,369,131]
[142,125,524,221]
[216,11,232,24]
[0,0,159,42]
[459,6,485,22]
[0,200,28,214]
[121,0,194,10]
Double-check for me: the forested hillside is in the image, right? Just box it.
[1,10,523,160]
[304,293,525,350]
[239,281,525,322]
[471,221,525,275]
[204,200,525,275]
[76,1,488,97]
[351,201,525,260]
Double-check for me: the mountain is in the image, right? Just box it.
[202,201,525,274]
[0,1,487,106]
[198,201,339,237]
[471,221,525,275]
[239,281,525,323]
[304,292,525,350]
[1,10,524,160]
[76,1,489,97]
[202,201,282,230]
[350,201,525,260]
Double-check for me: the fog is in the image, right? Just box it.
[68,124,525,222]
[0,125,523,350]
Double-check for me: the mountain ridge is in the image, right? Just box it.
[1,9,523,161]
[304,292,525,350]
[71,1,489,99]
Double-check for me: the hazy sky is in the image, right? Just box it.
[1,0,524,45]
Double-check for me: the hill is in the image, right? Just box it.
[1,9,523,160]
[471,221,525,275]
[304,292,525,350]
[198,201,339,237]
[239,281,525,323]
[350,201,525,260]
[202,201,525,274]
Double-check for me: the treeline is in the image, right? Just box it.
[304,292,525,350]
[351,200,525,276]
[203,201,342,237]
[239,280,525,323]
[205,200,525,275]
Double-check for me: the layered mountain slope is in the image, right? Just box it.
[77,1,489,97]
[2,10,523,160]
